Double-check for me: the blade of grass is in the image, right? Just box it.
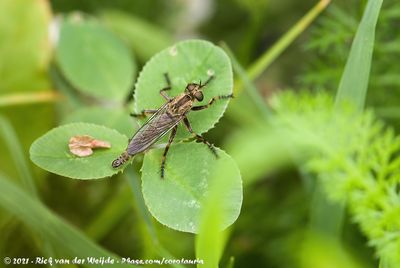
[311,0,383,249]
[335,0,383,111]
[0,115,59,265]
[0,173,134,268]
[124,167,184,268]
[246,0,331,83]
[333,0,383,265]
[0,116,38,196]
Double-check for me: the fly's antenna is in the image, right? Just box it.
[201,75,214,88]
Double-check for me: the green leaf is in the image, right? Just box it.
[56,16,136,102]
[0,174,132,268]
[30,123,127,179]
[62,106,136,138]
[134,39,233,140]
[100,11,173,62]
[335,0,383,111]
[141,142,242,233]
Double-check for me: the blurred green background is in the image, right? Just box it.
[1,0,399,267]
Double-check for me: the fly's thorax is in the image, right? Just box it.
[169,94,193,115]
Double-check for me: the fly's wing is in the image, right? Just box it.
[127,104,182,155]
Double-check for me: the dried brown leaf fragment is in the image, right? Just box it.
[69,135,111,157]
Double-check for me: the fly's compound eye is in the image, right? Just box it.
[194,91,203,101]
[186,84,196,92]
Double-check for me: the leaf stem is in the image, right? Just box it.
[0,91,62,107]
[246,0,331,82]
[222,43,271,120]
[125,167,184,268]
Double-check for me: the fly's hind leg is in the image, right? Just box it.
[130,109,157,118]
[182,117,218,157]
[160,125,178,179]
[160,72,173,101]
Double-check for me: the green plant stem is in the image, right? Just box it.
[226,257,235,268]
[84,186,133,240]
[222,43,271,120]
[0,91,62,107]
[309,182,345,237]
[224,0,330,127]
[0,116,38,197]
[246,0,331,82]
[124,167,184,268]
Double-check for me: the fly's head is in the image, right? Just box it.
[185,83,204,102]
[185,75,215,102]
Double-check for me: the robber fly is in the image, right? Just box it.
[112,73,232,178]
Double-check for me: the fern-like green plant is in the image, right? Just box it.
[270,91,400,267]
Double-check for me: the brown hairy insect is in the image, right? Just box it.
[112,73,232,178]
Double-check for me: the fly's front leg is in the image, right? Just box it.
[191,94,233,111]
[160,72,173,101]
[182,117,218,157]
[130,109,157,118]
[160,125,178,179]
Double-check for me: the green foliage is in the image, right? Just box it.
[335,0,382,110]
[30,39,242,235]
[0,0,55,183]
[57,15,136,102]
[4,0,398,267]
[299,233,364,268]
[63,106,136,137]
[0,174,132,268]
[142,142,242,233]
[135,40,233,140]
[100,10,173,62]
[238,91,400,267]
[30,123,127,179]
[301,0,400,108]
[195,142,242,267]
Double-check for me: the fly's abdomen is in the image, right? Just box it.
[112,151,130,168]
